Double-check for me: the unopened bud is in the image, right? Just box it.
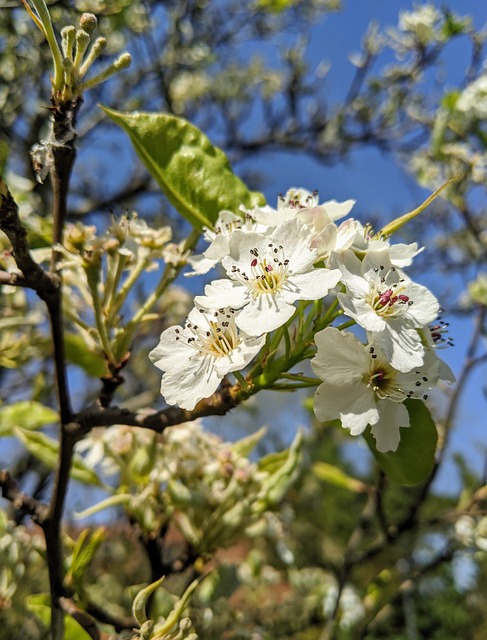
[79,13,98,36]
[115,52,132,70]
[61,26,76,59]
[74,30,91,69]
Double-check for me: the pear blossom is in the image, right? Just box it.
[342,219,423,267]
[311,328,451,452]
[249,187,355,229]
[149,306,265,410]
[331,249,439,371]
[186,209,262,276]
[195,218,342,336]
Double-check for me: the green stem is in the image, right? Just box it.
[31,0,64,90]
[86,269,116,364]
[233,371,249,391]
[110,254,146,317]
[336,318,356,331]
[104,252,128,319]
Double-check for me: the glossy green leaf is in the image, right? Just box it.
[101,106,265,230]
[0,401,58,437]
[14,428,102,486]
[364,399,438,485]
[25,594,92,640]
[64,332,107,377]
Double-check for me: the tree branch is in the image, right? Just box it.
[75,379,241,437]
[0,469,48,523]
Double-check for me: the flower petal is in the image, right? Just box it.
[313,380,379,435]
[371,401,410,452]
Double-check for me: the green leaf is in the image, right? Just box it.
[313,462,369,493]
[14,428,102,486]
[67,528,105,589]
[231,426,267,458]
[64,332,107,377]
[151,577,202,639]
[254,430,303,513]
[101,106,265,230]
[0,401,58,437]
[364,399,438,485]
[133,575,166,626]
[74,493,132,520]
[25,594,92,640]
[253,0,299,13]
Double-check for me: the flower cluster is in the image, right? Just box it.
[150,188,454,451]
[77,421,302,555]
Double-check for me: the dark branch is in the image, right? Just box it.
[0,469,48,524]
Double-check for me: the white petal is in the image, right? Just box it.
[330,250,369,297]
[281,268,341,303]
[149,326,193,371]
[160,355,222,411]
[375,321,425,372]
[195,279,248,309]
[403,282,440,326]
[321,199,355,221]
[311,327,369,384]
[185,253,218,276]
[269,219,317,273]
[371,401,410,452]
[338,293,386,332]
[235,293,296,335]
[313,380,379,435]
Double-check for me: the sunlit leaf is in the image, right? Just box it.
[0,401,58,437]
[67,528,105,589]
[14,428,102,486]
[313,461,369,493]
[101,106,265,230]
[64,332,107,377]
[231,426,267,457]
[25,594,92,640]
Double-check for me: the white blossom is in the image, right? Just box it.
[311,327,450,452]
[186,209,262,276]
[149,306,265,410]
[331,249,439,371]
[195,218,341,336]
[456,73,487,121]
[249,187,354,230]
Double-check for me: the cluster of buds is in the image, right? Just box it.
[76,421,303,556]
[22,0,131,101]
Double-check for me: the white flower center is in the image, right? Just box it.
[365,347,430,402]
[367,265,413,318]
[230,243,290,297]
[176,309,240,358]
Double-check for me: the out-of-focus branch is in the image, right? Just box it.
[58,597,112,640]
[0,177,60,298]
[0,469,48,523]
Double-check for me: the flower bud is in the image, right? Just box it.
[79,13,98,36]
